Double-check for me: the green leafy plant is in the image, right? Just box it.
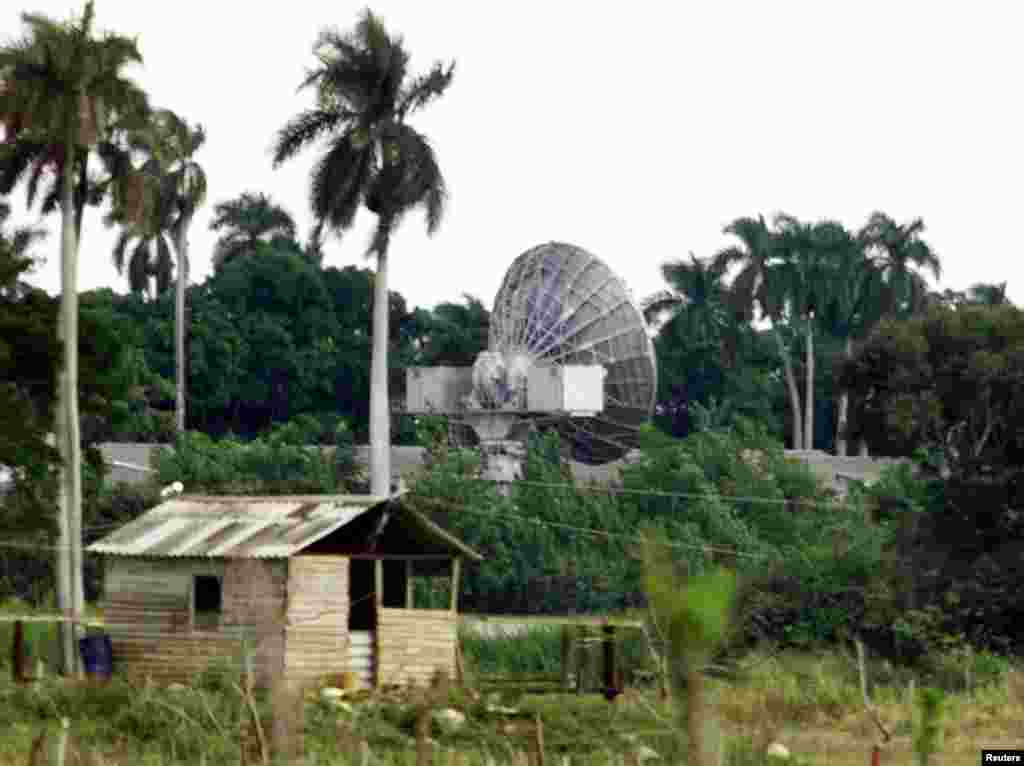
[912,687,945,766]
[642,527,738,766]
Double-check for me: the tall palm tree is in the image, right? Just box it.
[209,191,296,271]
[105,159,176,299]
[810,221,881,455]
[273,9,454,496]
[855,212,941,456]
[859,212,941,318]
[713,215,805,449]
[645,253,740,364]
[773,214,828,451]
[147,110,206,434]
[0,0,149,673]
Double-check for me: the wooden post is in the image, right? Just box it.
[416,704,432,766]
[602,625,618,702]
[12,619,26,684]
[529,714,545,766]
[560,625,572,692]
[575,626,586,695]
[374,559,384,613]
[406,559,415,608]
[450,557,461,612]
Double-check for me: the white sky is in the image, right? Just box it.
[4,1,1023,311]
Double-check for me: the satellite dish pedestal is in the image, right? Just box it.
[462,411,525,489]
[403,241,657,488]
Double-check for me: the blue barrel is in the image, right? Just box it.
[79,634,113,679]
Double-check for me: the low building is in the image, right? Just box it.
[86,493,482,690]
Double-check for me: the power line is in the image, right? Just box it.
[445,474,856,512]
[407,492,773,561]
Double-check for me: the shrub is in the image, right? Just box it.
[154,415,356,496]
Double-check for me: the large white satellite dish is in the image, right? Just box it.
[406,241,657,481]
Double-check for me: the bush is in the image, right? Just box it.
[154,415,356,496]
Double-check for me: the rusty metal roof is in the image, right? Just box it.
[87,494,389,558]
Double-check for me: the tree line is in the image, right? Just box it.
[1,3,458,673]
[649,212,1011,455]
[3,1,1022,675]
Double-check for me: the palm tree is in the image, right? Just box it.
[859,212,941,319]
[209,191,297,271]
[272,9,454,496]
[713,215,806,449]
[774,214,828,451]
[105,162,176,298]
[645,253,740,364]
[854,212,941,456]
[810,221,881,455]
[0,0,149,673]
[148,110,206,434]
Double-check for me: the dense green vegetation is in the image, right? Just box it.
[2,0,1023,698]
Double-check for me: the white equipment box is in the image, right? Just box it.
[405,367,474,412]
[527,365,605,414]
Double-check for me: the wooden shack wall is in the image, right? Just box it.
[282,555,349,689]
[377,607,457,687]
[100,557,287,686]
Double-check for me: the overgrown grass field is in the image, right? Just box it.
[2,619,1023,765]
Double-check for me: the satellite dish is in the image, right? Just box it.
[488,242,657,464]
[405,241,657,483]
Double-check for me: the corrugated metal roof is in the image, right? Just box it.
[87,494,387,558]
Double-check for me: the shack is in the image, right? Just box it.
[86,493,482,690]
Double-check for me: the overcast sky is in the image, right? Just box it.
[4,1,1023,312]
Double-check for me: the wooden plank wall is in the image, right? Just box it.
[282,555,349,689]
[99,557,287,686]
[377,608,457,687]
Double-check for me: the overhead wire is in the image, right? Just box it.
[407,492,774,561]
[433,473,858,512]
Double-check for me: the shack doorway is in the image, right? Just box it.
[348,559,376,630]
[348,559,377,688]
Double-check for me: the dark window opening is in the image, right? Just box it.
[194,575,222,630]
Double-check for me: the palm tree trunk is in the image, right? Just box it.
[835,336,853,456]
[369,248,391,496]
[174,217,191,435]
[772,323,803,449]
[804,313,814,451]
[57,133,83,675]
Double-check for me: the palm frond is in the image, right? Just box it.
[311,132,372,234]
[398,61,455,118]
[0,139,44,197]
[154,233,173,294]
[271,108,349,167]
[127,237,149,295]
[111,229,130,273]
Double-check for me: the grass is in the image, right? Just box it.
[3,606,1024,764]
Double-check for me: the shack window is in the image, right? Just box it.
[193,575,222,630]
